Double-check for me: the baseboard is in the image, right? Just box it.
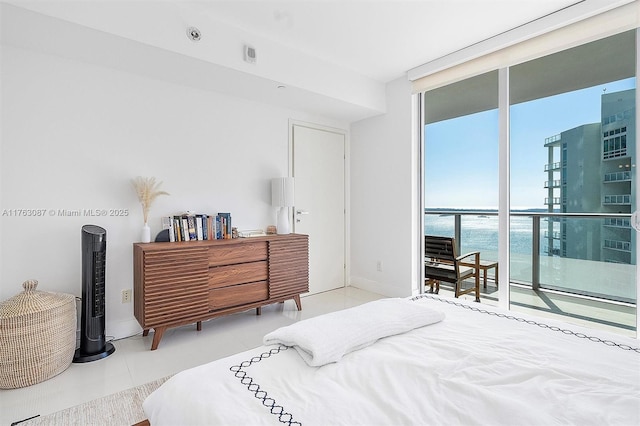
[107,318,143,340]
[349,276,410,298]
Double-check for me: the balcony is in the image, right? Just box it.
[603,194,631,205]
[604,239,632,253]
[424,210,636,337]
[544,180,561,188]
[604,218,631,228]
[544,162,561,171]
[544,134,561,146]
[604,171,631,183]
[544,197,561,205]
[544,230,561,239]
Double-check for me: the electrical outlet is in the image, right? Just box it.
[121,289,132,303]
[376,260,383,272]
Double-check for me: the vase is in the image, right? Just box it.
[141,223,151,243]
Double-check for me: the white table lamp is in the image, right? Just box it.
[272,177,294,235]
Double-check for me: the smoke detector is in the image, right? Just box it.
[186,27,202,42]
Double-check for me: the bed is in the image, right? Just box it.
[142,294,640,425]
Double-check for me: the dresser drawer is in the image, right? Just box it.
[209,242,267,267]
[209,261,268,289]
[209,281,268,310]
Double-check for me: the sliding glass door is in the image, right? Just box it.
[422,29,637,337]
[509,30,636,334]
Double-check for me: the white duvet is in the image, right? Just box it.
[143,295,640,426]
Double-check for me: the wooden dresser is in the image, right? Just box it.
[133,234,308,350]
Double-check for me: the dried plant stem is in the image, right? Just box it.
[131,176,169,224]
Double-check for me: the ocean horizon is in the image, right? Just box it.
[425,213,538,257]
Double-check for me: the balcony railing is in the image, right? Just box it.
[544,180,561,188]
[604,171,631,182]
[424,209,635,306]
[604,218,631,228]
[603,194,631,205]
[544,162,561,171]
[544,134,561,146]
[544,197,561,205]
[544,230,561,239]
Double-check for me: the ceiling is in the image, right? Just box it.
[1,0,629,122]
[186,0,580,83]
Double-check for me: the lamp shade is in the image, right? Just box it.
[271,177,294,207]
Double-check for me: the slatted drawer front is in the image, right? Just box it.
[209,281,268,310]
[209,242,267,267]
[143,248,209,326]
[209,261,268,288]
[268,235,309,300]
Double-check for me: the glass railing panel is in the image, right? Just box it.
[537,216,635,304]
[424,211,636,308]
[459,214,498,263]
[424,213,454,239]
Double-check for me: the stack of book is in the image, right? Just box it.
[162,213,232,242]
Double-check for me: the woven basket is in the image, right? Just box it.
[0,279,77,389]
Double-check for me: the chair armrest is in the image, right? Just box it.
[457,251,480,264]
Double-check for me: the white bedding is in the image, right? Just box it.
[143,295,640,426]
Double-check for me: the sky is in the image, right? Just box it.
[425,77,636,210]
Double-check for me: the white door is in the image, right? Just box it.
[292,123,345,294]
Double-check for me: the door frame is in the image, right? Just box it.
[288,119,349,291]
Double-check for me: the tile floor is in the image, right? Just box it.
[2,283,635,425]
[1,287,386,425]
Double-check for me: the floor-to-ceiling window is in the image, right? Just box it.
[424,71,499,298]
[509,30,636,333]
[422,28,637,337]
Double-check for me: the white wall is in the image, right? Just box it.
[350,77,417,297]
[0,45,348,339]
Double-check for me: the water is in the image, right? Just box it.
[425,214,534,258]
[425,212,637,305]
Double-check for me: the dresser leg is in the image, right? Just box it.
[196,321,202,331]
[150,326,166,351]
[142,329,150,337]
[256,307,262,315]
[293,295,302,311]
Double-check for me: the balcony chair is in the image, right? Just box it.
[425,235,481,302]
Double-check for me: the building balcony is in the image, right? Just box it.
[544,162,561,171]
[544,197,561,205]
[603,194,631,205]
[544,230,561,239]
[544,134,561,147]
[544,180,561,188]
[604,239,632,253]
[604,217,631,228]
[604,171,631,183]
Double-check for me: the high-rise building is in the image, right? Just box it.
[544,89,635,264]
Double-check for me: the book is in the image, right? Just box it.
[218,213,232,239]
[195,215,204,240]
[162,216,175,242]
[201,214,208,240]
[186,215,197,241]
[181,216,190,241]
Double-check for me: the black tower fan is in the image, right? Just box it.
[73,225,115,363]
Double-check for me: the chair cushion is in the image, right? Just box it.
[425,263,457,283]
[425,263,475,283]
